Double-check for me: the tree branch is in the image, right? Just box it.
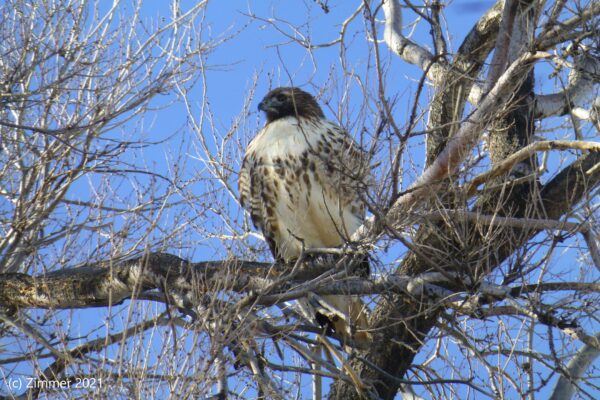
[382,0,442,81]
[535,49,600,119]
[383,0,503,110]
[0,253,277,309]
[334,149,600,399]
[467,140,600,195]
[549,332,600,400]
[360,51,544,239]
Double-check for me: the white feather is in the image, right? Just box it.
[246,116,362,262]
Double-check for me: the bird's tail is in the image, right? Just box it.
[297,253,372,350]
[313,294,371,350]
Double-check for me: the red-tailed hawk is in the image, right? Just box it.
[238,87,370,348]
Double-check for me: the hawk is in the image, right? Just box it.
[238,87,370,348]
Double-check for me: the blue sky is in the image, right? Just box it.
[140,2,598,398]
[1,0,598,399]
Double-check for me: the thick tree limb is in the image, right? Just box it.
[383,0,502,111]
[5,251,598,313]
[549,332,600,400]
[383,0,598,120]
[353,51,543,242]
[0,253,454,310]
[332,152,600,400]
[424,0,503,165]
[0,254,279,309]
[332,0,600,396]
[0,256,472,310]
[467,140,600,195]
[382,0,442,81]
[535,50,600,119]
[485,0,521,91]
[378,52,542,234]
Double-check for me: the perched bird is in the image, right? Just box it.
[238,87,370,348]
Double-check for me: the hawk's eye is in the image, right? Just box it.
[276,94,287,102]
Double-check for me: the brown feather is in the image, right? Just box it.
[239,87,371,348]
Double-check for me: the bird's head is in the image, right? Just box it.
[258,87,325,123]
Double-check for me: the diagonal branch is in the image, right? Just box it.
[549,332,600,400]
[466,139,600,195]
[535,50,600,119]
[331,150,600,399]
[383,0,503,108]
[354,50,544,242]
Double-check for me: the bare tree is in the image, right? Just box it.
[1,0,599,399]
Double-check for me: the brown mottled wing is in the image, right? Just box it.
[239,118,372,348]
[238,151,282,261]
[317,124,369,222]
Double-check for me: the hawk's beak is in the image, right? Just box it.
[258,97,278,113]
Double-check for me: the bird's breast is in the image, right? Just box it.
[247,119,360,260]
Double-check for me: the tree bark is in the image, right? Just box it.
[328,1,600,398]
